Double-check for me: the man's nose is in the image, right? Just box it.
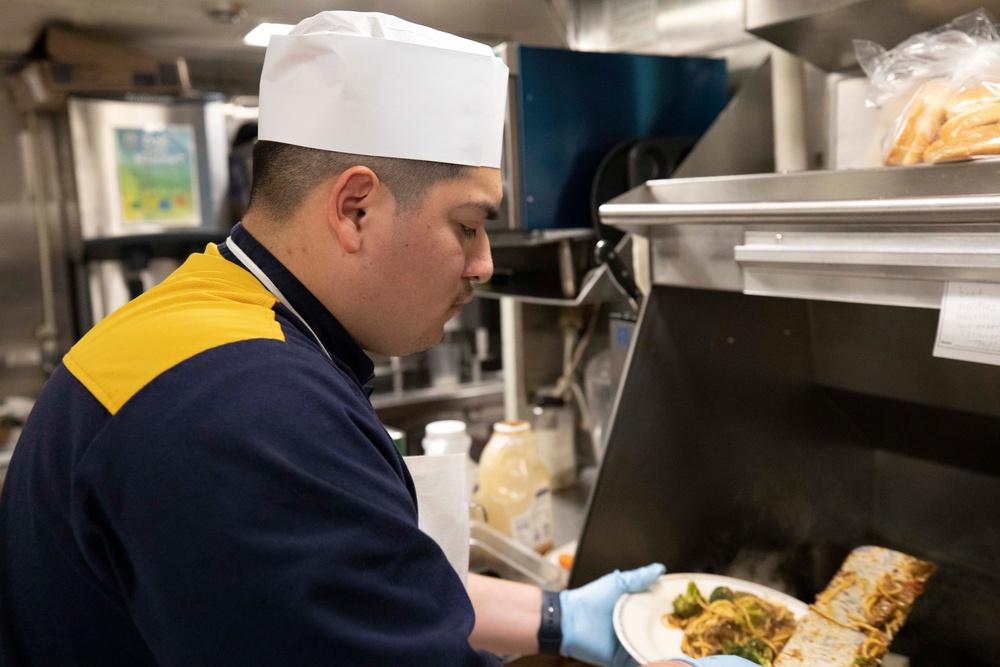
[466,233,493,284]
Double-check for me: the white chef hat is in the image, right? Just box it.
[257,11,509,168]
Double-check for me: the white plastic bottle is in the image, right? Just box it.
[474,420,554,554]
[422,420,478,500]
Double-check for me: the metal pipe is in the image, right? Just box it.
[390,356,404,394]
[558,238,576,299]
[25,113,60,374]
[601,194,1000,227]
[500,296,527,421]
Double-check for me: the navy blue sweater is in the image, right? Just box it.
[0,223,500,666]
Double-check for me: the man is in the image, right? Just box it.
[0,11,752,667]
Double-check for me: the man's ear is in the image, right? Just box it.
[326,166,378,254]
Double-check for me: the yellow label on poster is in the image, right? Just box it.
[116,126,200,225]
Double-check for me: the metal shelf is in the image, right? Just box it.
[600,161,1000,233]
[369,377,504,411]
[477,233,637,307]
[599,161,1000,309]
[474,262,633,307]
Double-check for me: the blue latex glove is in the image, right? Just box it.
[670,658,759,667]
[615,655,758,667]
[559,563,665,666]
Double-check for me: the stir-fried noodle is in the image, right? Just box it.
[662,583,797,666]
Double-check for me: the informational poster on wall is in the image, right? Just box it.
[115,125,200,226]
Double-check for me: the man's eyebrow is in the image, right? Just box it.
[458,201,500,221]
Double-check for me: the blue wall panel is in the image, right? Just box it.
[516,46,727,230]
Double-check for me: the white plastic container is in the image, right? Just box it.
[422,420,472,455]
[422,420,478,500]
[474,420,554,554]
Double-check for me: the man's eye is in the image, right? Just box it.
[461,225,478,239]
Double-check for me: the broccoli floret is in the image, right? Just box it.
[672,582,704,619]
[709,586,735,603]
[734,599,767,630]
[723,638,775,667]
[853,658,878,667]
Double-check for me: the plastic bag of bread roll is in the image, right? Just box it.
[854,9,1000,166]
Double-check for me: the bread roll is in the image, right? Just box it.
[944,85,1000,118]
[924,122,1000,163]
[940,103,1000,141]
[884,79,955,166]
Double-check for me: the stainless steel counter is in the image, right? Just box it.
[550,466,596,551]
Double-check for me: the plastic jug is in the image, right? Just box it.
[474,420,554,554]
[584,348,614,463]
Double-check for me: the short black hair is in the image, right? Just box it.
[247,140,472,221]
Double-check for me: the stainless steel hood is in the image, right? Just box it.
[746,0,1000,72]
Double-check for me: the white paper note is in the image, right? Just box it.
[933,281,1000,366]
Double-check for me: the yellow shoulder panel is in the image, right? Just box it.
[63,244,283,415]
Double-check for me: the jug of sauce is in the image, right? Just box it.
[474,420,554,554]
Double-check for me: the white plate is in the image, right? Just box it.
[613,572,809,665]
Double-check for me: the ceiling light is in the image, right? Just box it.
[243,23,294,47]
